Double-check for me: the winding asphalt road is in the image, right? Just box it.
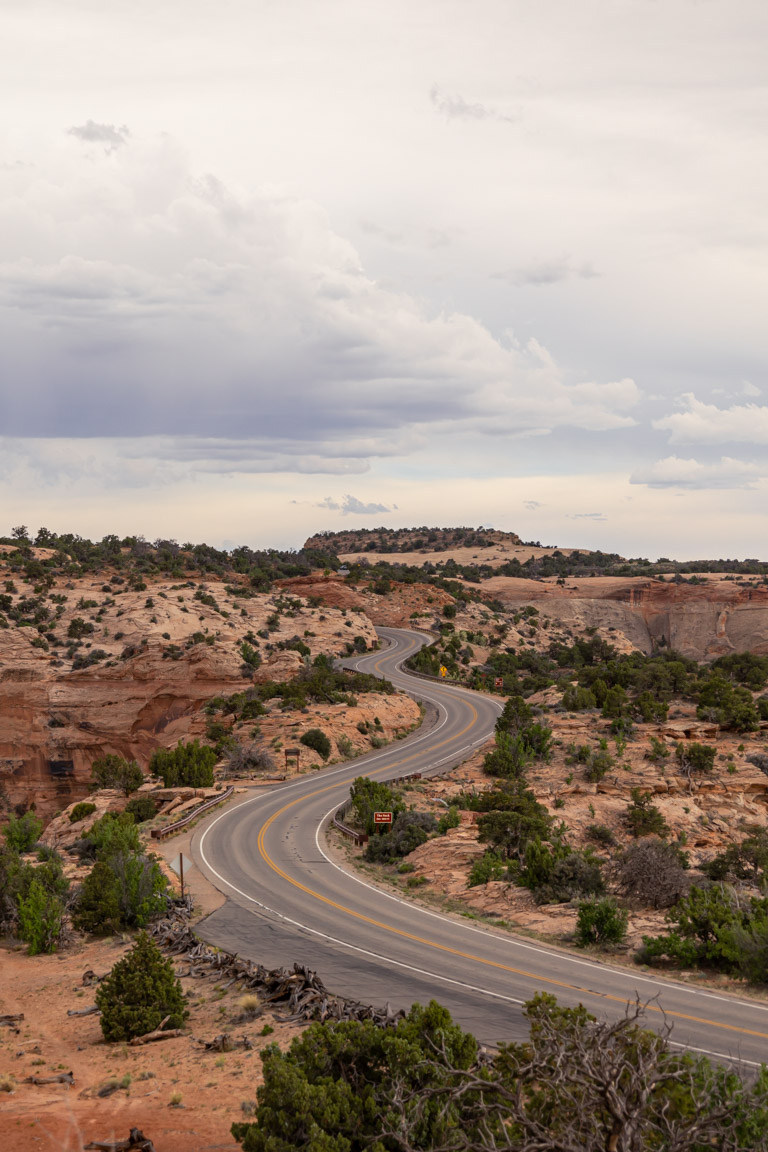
[192,628,768,1065]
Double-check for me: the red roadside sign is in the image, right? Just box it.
[373,811,393,824]
[494,677,503,688]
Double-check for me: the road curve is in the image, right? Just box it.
[193,628,768,1064]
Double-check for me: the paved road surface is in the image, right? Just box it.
[192,628,768,1065]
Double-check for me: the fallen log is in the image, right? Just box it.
[84,1129,155,1152]
[67,1005,100,1017]
[128,1015,185,1046]
[24,1071,74,1086]
[0,1013,24,1026]
[199,1032,253,1052]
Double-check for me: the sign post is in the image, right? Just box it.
[439,666,448,678]
[169,852,186,900]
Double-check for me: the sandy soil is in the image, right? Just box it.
[0,932,304,1152]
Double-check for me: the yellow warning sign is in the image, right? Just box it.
[439,665,448,677]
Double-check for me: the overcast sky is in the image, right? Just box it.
[1,0,767,558]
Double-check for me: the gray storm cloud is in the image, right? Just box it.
[0,136,642,475]
[67,120,130,151]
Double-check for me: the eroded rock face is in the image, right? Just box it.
[482,576,768,660]
[0,641,250,819]
[0,569,378,821]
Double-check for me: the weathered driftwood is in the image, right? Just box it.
[0,1013,24,1026]
[128,1015,184,1046]
[67,1005,100,1017]
[24,1070,74,1086]
[84,1129,155,1152]
[199,1032,253,1052]
[150,915,406,1028]
[82,968,104,986]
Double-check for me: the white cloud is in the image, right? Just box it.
[630,455,762,490]
[654,394,768,446]
[315,494,391,515]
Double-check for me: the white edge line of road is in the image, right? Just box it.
[314,801,768,1019]
[197,629,767,1067]
[331,636,768,1018]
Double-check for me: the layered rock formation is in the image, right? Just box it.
[482,575,768,660]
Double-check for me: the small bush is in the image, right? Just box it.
[624,788,669,838]
[3,811,43,853]
[96,931,188,1042]
[364,811,437,863]
[617,838,689,909]
[17,876,65,954]
[227,744,276,776]
[468,851,505,887]
[576,898,628,946]
[437,806,461,835]
[150,740,217,788]
[675,741,716,775]
[124,794,158,823]
[91,754,144,796]
[299,728,331,761]
[69,801,97,824]
[585,823,615,847]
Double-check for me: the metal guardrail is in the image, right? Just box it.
[151,785,235,840]
[333,805,368,846]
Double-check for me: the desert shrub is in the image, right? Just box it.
[3,811,43,853]
[576,898,628,946]
[675,741,716,775]
[74,851,167,933]
[77,812,141,860]
[336,735,355,759]
[299,728,331,761]
[623,788,669,838]
[91,754,144,795]
[124,794,158,823]
[583,748,614,783]
[231,990,768,1152]
[561,685,597,711]
[639,884,768,977]
[521,842,605,905]
[476,786,552,862]
[67,617,94,639]
[633,691,669,723]
[17,875,65,954]
[585,823,615,847]
[617,839,689,909]
[96,931,188,1042]
[702,828,768,884]
[205,719,237,756]
[150,739,217,787]
[437,805,460,834]
[601,684,628,719]
[349,777,405,836]
[231,1000,476,1152]
[69,801,97,824]
[72,648,109,670]
[468,851,506,886]
[697,677,759,731]
[226,744,276,776]
[364,811,437,864]
[646,736,670,763]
